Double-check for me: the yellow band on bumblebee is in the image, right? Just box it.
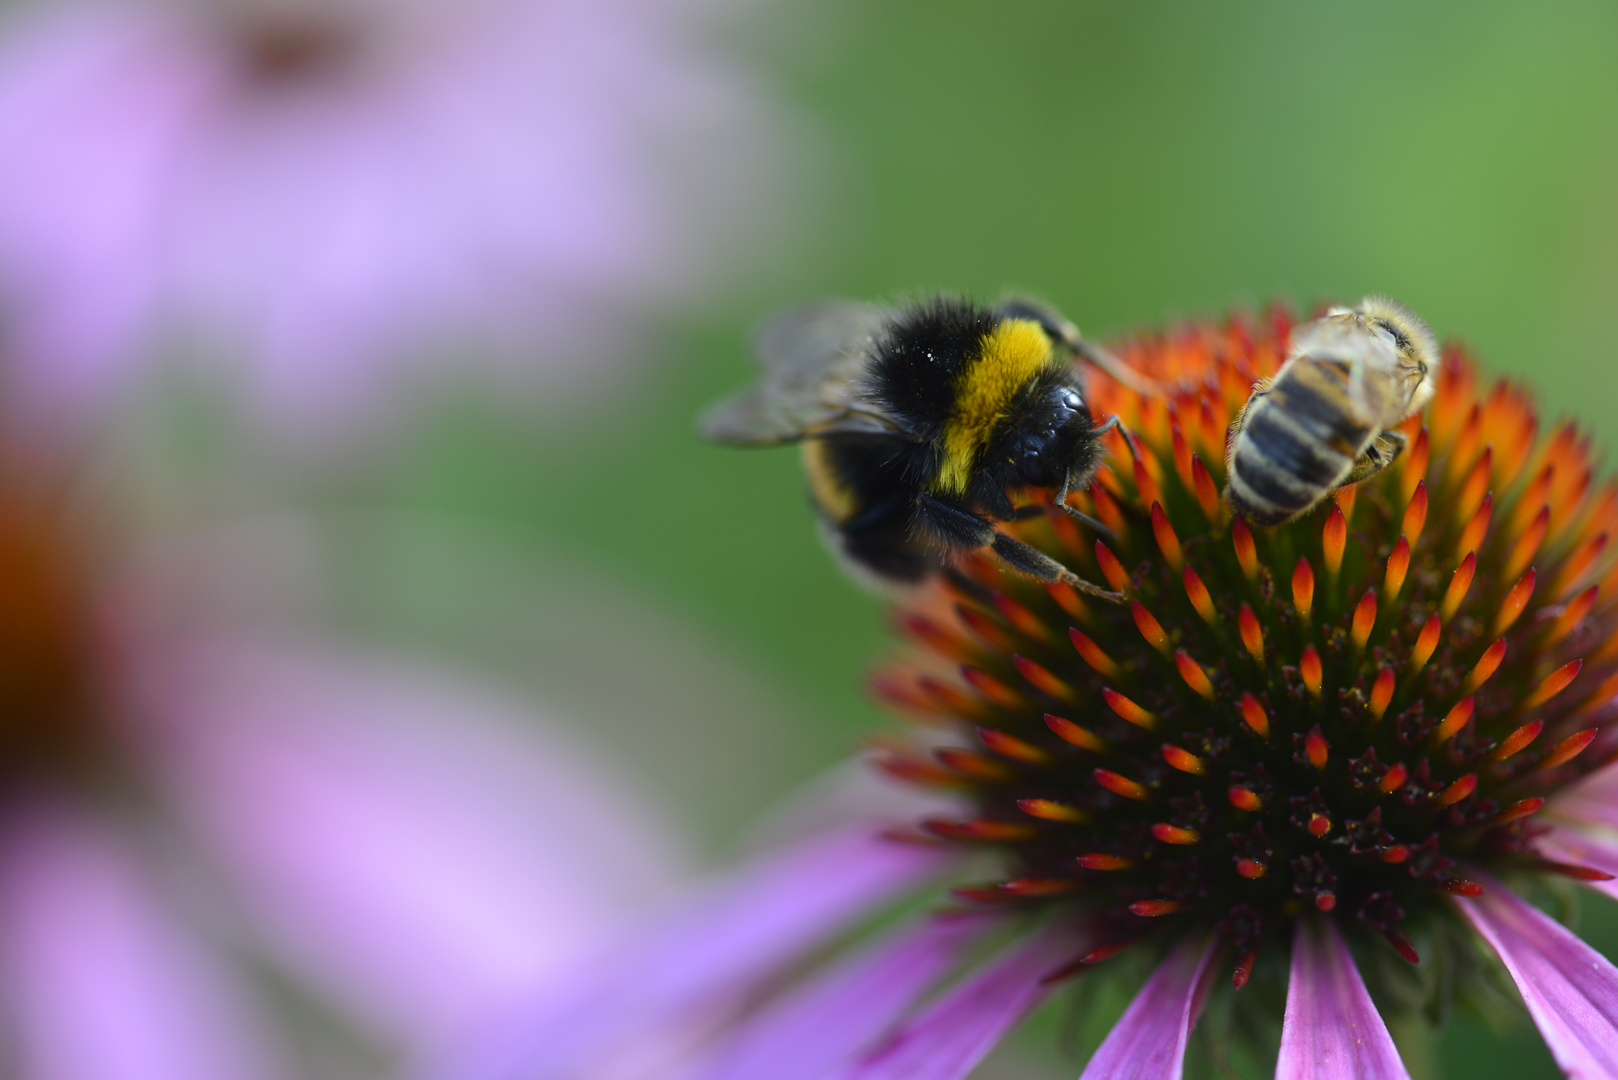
[936,319,1056,495]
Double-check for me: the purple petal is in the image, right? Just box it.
[1458,877,1618,1079]
[1548,762,1618,833]
[833,920,1092,1080]
[144,643,694,1047]
[420,824,953,1080]
[1078,933,1220,1080]
[688,914,990,1080]
[0,804,288,1080]
[1277,918,1409,1080]
[0,0,790,441]
[1536,827,1618,903]
[0,6,205,424]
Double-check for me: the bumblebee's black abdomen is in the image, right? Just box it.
[836,510,932,583]
[802,435,934,584]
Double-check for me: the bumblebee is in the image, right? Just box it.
[702,295,1145,599]
[1225,296,1438,526]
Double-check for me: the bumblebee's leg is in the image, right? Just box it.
[993,297,1161,396]
[1050,499,1115,537]
[1342,430,1408,486]
[990,533,1124,602]
[1046,417,1121,537]
[914,492,999,550]
[1007,500,1117,540]
[1004,502,1115,542]
[915,492,1123,602]
[1070,340,1163,397]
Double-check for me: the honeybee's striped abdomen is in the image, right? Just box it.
[1227,360,1374,526]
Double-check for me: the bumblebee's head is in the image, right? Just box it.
[926,309,1102,501]
[995,371,1101,493]
[1331,296,1439,413]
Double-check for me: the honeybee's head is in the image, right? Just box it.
[1329,296,1439,414]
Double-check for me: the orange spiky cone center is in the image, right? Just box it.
[873,306,1618,975]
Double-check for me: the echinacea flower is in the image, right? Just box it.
[0,0,786,439]
[434,305,1618,1080]
[0,434,688,1078]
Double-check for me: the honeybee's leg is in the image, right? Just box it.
[1220,381,1271,515]
[1223,380,1271,463]
[1342,430,1408,486]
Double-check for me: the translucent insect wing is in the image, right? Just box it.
[1292,319,1401,424]
[699,301,907,445]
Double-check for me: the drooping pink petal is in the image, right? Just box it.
[832,920,1092,1080]
[418,822,954,1080]
[1536,826,1618,903]
[687,913,989,1080]
[1547,761,1618,833]
[0,803,289,1080]
[1458,877,1618,1080]
[1078,933,1220,1080]
[1277,918,1409,1080]
[141,642,693,1050]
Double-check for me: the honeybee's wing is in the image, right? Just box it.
[1291,318,1401,423]
[700,301,918,445]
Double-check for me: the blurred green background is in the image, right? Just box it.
[274,2,1618,1076]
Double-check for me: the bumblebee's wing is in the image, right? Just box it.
[701,301,916,445]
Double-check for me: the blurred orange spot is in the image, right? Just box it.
[1150,502,1183,570]
[1239,604,1264,664]
[1352,589,1377,649]
[1239,692,1269,737]
[1322,504,1346,577]
[1401,482,1428,543]
[1175,650,1216,699]
[1441,552,1477,621]
[1370,666,1396,722]
[1385,536,1411,600]
[1292,558,1315,621]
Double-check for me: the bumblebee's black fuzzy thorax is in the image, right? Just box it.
[865,296,997,438]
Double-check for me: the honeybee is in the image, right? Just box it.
[701,295,1148,599]
[1225,297,1438,526]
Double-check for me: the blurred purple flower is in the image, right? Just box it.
[0,0,786,437]
[0,444,688,1078]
